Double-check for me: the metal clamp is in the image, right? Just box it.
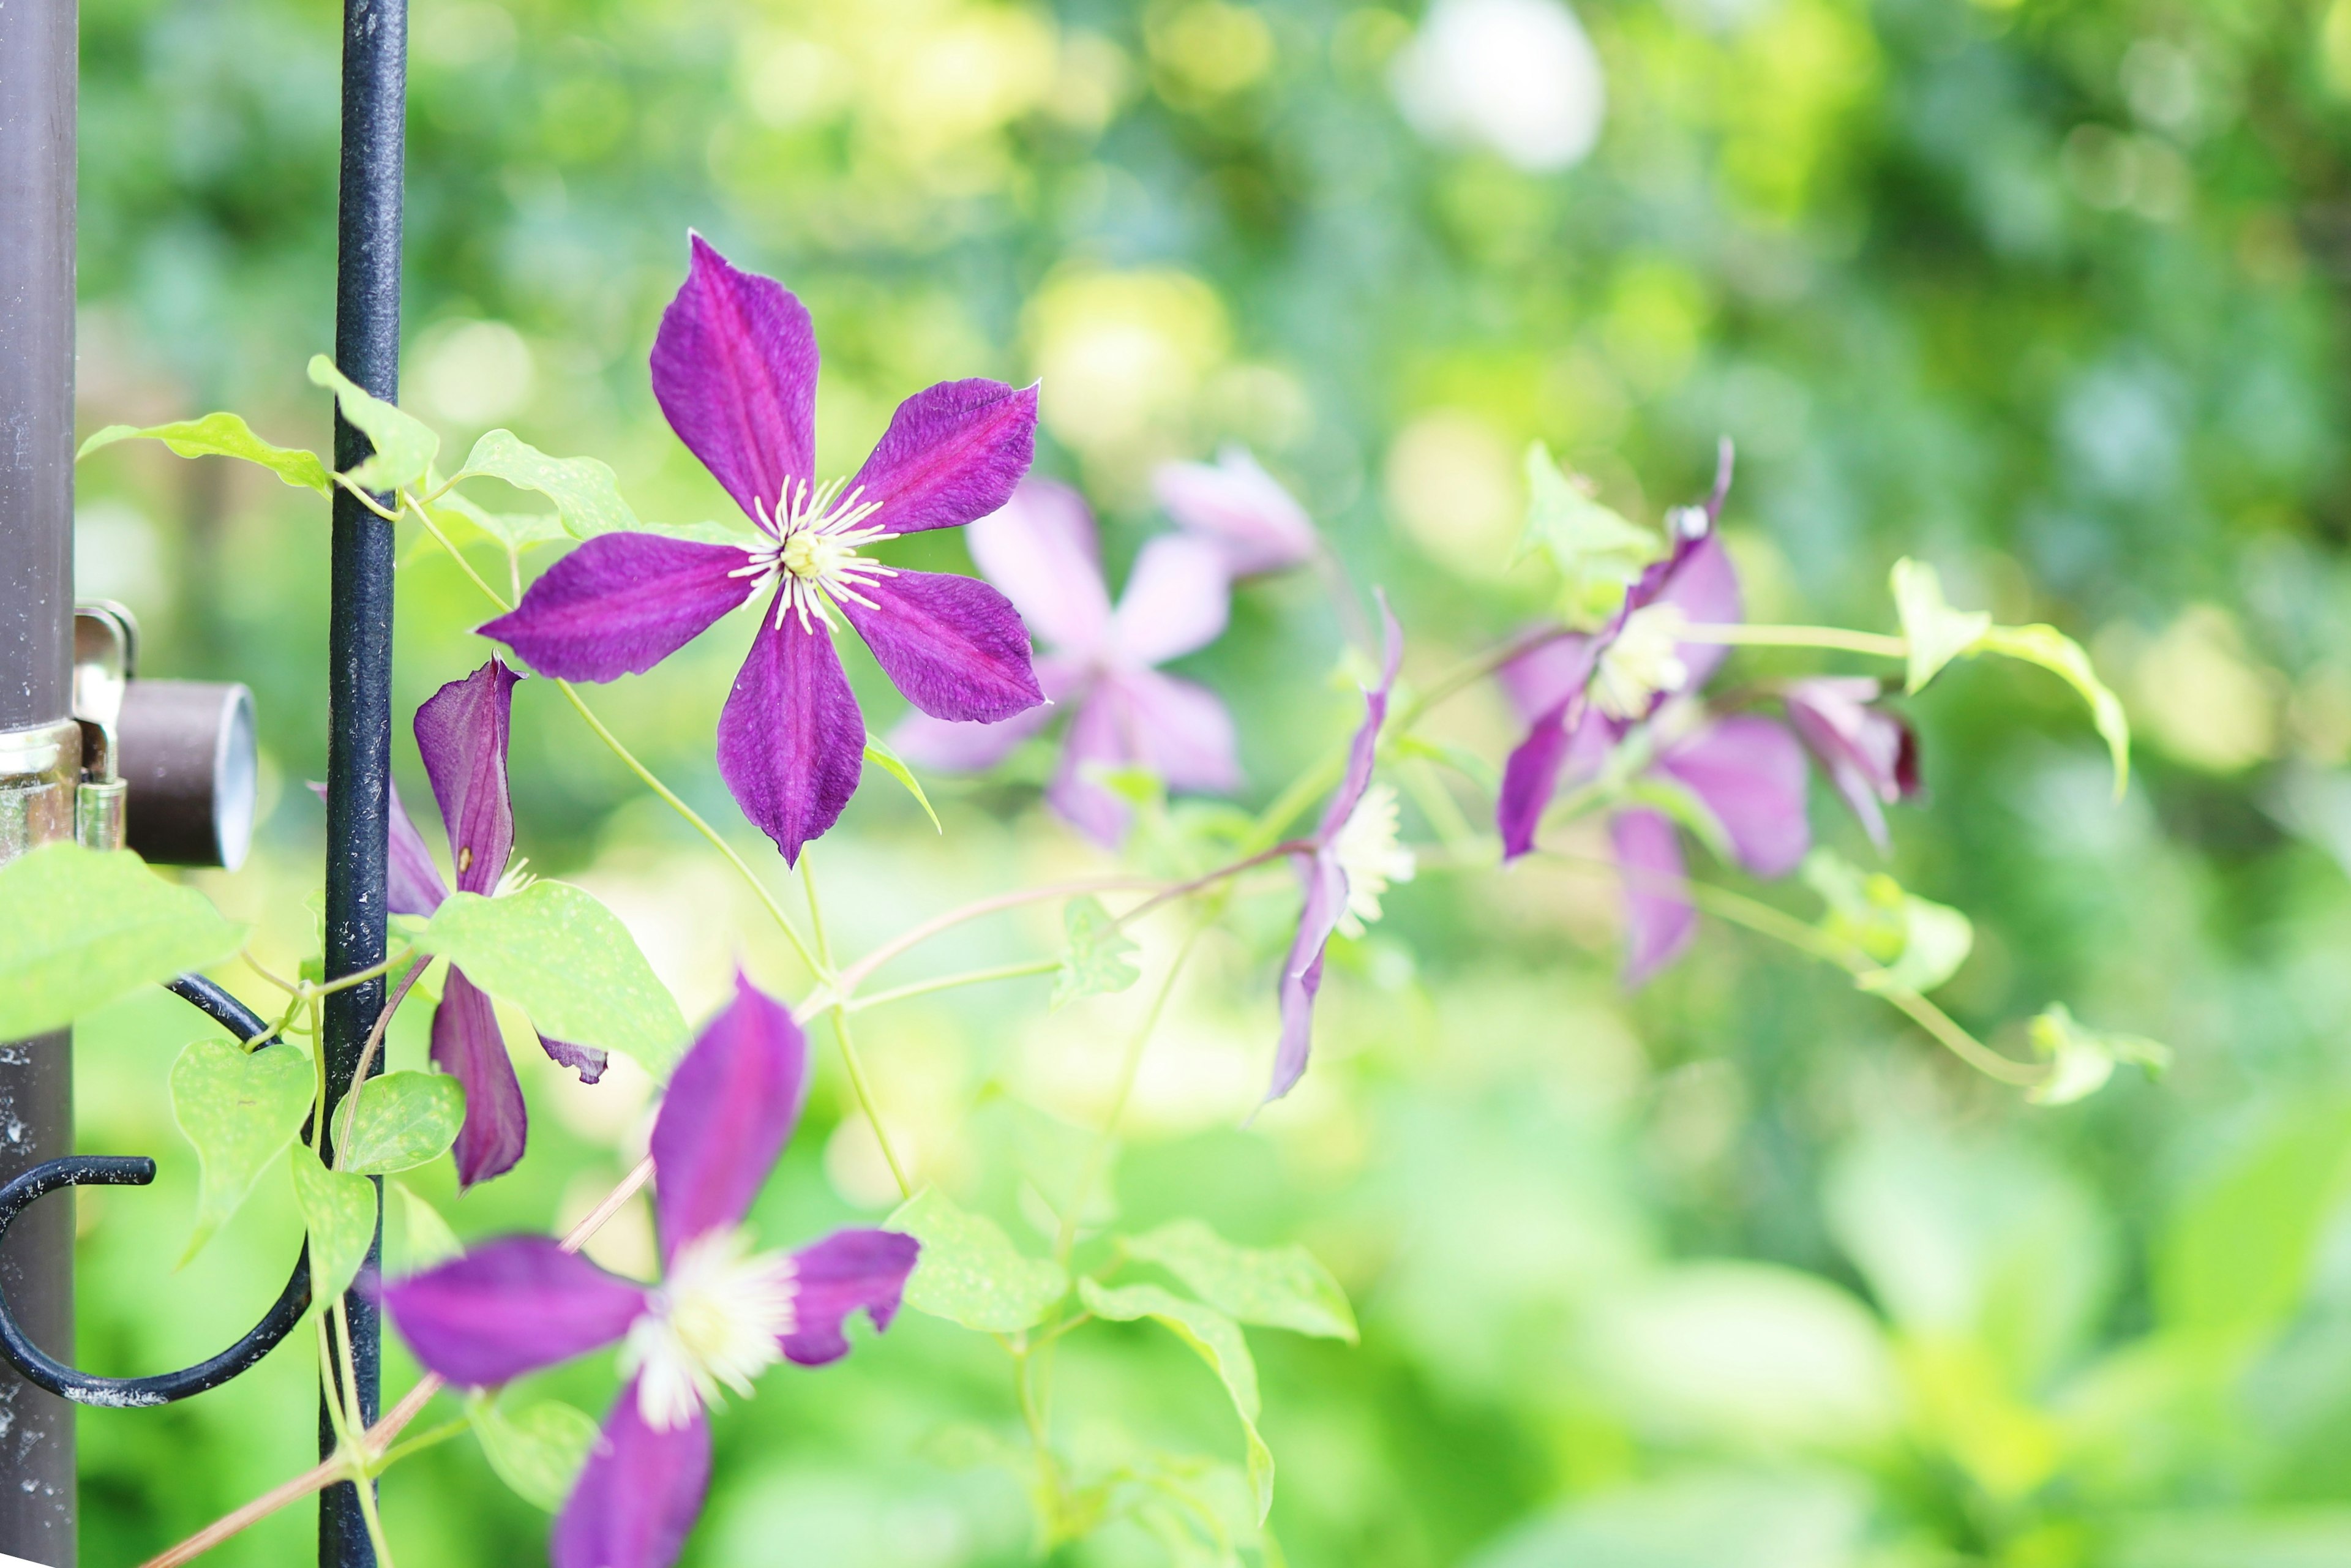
[69,602,258,867]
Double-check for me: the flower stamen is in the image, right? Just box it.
[620,1227,798,1433]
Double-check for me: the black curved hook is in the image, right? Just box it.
[0,975,314,1405]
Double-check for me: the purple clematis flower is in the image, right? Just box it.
[891,478,1242,846]
[380,658,604,1188]
[1783,677,1921,853]
[1268,601,1411,1105]
[384,975,920,1568]
[1151,445,1318,577]
[478,235,1045,865]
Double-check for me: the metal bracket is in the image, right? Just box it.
[70,603,133,852]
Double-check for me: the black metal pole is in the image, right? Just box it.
[0,0,81,1558]
[320,0,403,1561]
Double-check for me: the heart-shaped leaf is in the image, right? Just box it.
[309,355,438,492]
[171,1038,315,1264]
[887,1188,1068,1333]
[331,1071,466,1176]
[290,1143,379,1304]
[0,842,246,1040]
[457,430,640,539]
[1120,1218,1357,1342]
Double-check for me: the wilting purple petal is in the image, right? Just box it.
[1044,685,1131,847]
[414,659,519,897]
[551,1384,711,1568]
[1314,598,1404,844]
[538,1031,609,1085]
[650,234,817,525]
[383,1236,647,1387]
[1655,715,1812,879]
[964,479,1111,655]
[715,611,866,866]
[841,569,1043,724]
[1268,852,1346,1104]
[315,779,448,916]
[1612,808,1697,986]
[1498,702,1619,861]
[1152,446,1318,576]
[479,534,760,683]
[1111,534,1231,667]
[1651,533,1742,696]
[845,379,1038,538]
[779,1228,921,1366]
[432,967,528,1189]
[1494,631,1597,725]
[1785,677,1919,853]
[1115,669,1243,793]
[650,975,809,1266]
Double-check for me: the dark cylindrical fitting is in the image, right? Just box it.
[118,680,257,869]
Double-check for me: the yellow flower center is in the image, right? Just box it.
[620,1226,798,1431]
[733,476,899,634]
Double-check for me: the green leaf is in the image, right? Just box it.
[863,732,942,833]
[170,1038,315,1265]
[471,1394,601,1512]
[457,429,640,539]
[1889,558,1992,696]
[0,842,247,1039]
[1869,894,1974,994]
[290,1142,379,1304]
[1054,896,1141,1010]
[2156,1100,2351,1342]
[389,1180,464,1275]
[1079,1279,1276,1522]
[1517,443,1664,629]
[414,883,688,1076]
[1974,622,2132,799]
[2027,1004,2169,1106]
[307,354,439,492]
[886,1187,1068,1332]
[1804,849,1973,994]
[330,1071,465,1176]
[1120,1218,1357,1342]
[426,490,573,555]
[77,413,331,494]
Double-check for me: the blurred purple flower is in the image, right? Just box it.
[892,478,1242,845]
[1152,445,1319,577]
[480,235,1044,865]
[384,975,919,1568]
[1784,677,1920,852]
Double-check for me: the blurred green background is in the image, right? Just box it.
[60,0,2351,1562]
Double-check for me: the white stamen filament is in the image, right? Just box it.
[620,1227,798,1432]
[1330,784,1415,939]
[1592,603,1691,721]
[733,476,898,635]
[492,856,536,899]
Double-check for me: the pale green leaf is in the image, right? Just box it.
[471,1395,601,1512]
[1517,443,1664,629]
[1080,1279,1276,1521]
[307,354,439,492]
[389,1180,464,1275]
[426,490,572,555]
[1889,558,1992,695]
[1121,1218,1357,1341]
[170,1038,314,1265]
[2028,1004,2169,1106]
[414,883,688,1076]
[1869,894,1973,995]
[2156,1100,2351,1341]
[1974,622,2132,799]
[1805,849,1972,994]
[290,1142,379,1304]
[77,413,331,494]
[331,1071,465,1176]
[1054,896,1140,1010]
[458,429,640,539]
[863,732,942,833]
[886,1188,1068,1332]
[0,842,247,1038]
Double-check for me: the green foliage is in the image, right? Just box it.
[170,1038,314,1265]
[329,1071,465,1176]
[388,1180,463,1275]
[887,1188,1067,1333]
[1517,442,1663,627]
[1804,849,1973,994]
[307,355,438,492]
[1890,558,1993,696]
[1079,1280,1276,1523]
[1054,896,1141,1009]
[2155,1103,2351,1344]
[77,413,331,494]
[288,1143,378,1304]
[861,731,942,833]
[0,843,246,1040]
[469,1395,601,1514]
[1120,1219,1357,1343]
[455,430,640,539]
[2027,1005,2169,1107]
[1974,623,2134,798]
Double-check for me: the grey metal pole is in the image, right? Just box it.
[0,0,81,1559]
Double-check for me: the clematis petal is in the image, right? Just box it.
[383,1235,648,1387]
[1314,597,1404,843]
[414,658,520,896]
[551,1384,712,1568]
[313,779,446,915]
[432,967,528,1188]
[840,568,1043,724]
[1652,533,1742,694]
[1494,631,1598,725]
[1151,445,1318,576]
[538,1030,609,1085]
[1498,701,1619,861]
[1656,715,1812,879]
[889,702,1056,775]
[1785,677,1919,853]
[1115,669,1242,793]
[1112,534,1231,668]
[650,974,809,1266]
[965,479,1111,654]
[650,233,817,523]
[845,378,1038,538]
[1044,686,1134,847]
[478,533,760,683]
[1268,851,1348,1103]
[715,609,866,866]
[779,1228,921,1366]
[1613,808,1697,986]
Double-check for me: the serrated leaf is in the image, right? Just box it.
[1889,558,1992,696]
[1080,1279,1276,1521]
[886,1188,1067,1332]
[1054,896,1140,1010]
[330,1071,465,1176]
[863,732,942,833]
[389,1180,464,1274]
[77,413,331,494]
[170,1039,315,1265]
[290,1142,378,1304]
[1121,1218,1357,1342]
[1518,443,1664,629]
[457,430,640,539]
[414,883,688,1076]
[0,842,247,1039]
[471,1395,601,1512]
[308,354,438,492]
[2028,1004,2169,1106]
[1974,622,2132,799]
